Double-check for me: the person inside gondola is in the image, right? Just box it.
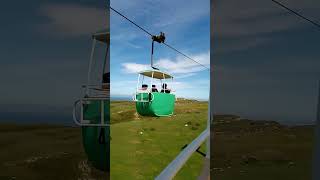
[161,83,171,93]
[102,72,110,90]
[142,84,148,90]
[151,85,158,92]
[138,84,148,93]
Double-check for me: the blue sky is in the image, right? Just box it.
[1,0,319,124]
[212,0,320,124]
[0,0,107,123]
[110,0,210,100]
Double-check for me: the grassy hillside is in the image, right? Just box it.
[0,124,108,180]
[3,102,313,179]
[211,115,315,180]
[110,99,209,179]
[0,99,208,180]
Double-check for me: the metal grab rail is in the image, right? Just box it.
[73,98,110,127]
[132,92,154,102]
[155,97,211,180]
[312,80,320,180]
[82,84,110,96]
[155,128,209,180]
[82,83,109,88]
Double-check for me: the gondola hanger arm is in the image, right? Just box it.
[150,32,166,70]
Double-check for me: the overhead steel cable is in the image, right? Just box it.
[110,6,210,70]
[110,7,153,36]
[162,42,209,70]
[271,0,320,30]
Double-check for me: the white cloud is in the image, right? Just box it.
[121,63,149,73]
[110,80,137,96]
[174,73,197,79]
[38,3,108,37]
[171,81,192,90]
[110,78,209,100]
[156,51,210,74]
[120,51,209,76]
[126,42,143,49]
[121,51,209,78]
[173,80,209,100]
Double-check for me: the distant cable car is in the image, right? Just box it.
[73,29,110,171]
[133,32,176,116]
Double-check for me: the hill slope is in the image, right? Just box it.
[211,115,314,180]
[110,100,209,179]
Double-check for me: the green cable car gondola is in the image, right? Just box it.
[133,32,176,117]
[73,29,110,171]
[133,69,176,117]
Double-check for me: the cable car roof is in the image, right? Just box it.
[139,70,173,79]
[92,28,109,43]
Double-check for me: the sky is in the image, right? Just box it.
[212,0,320,124]
[110,0,210,100]
[0,0,108,124]
[1,0,319,125]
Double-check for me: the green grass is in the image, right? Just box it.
[211,115,315,180]
[0,108,314,180]
[0,125,108,180]
[110,99,208,179]
[0,99,208,180]
[0,110,314,179]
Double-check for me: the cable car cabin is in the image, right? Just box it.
[73,29,110,171]
[133,70,175,117]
